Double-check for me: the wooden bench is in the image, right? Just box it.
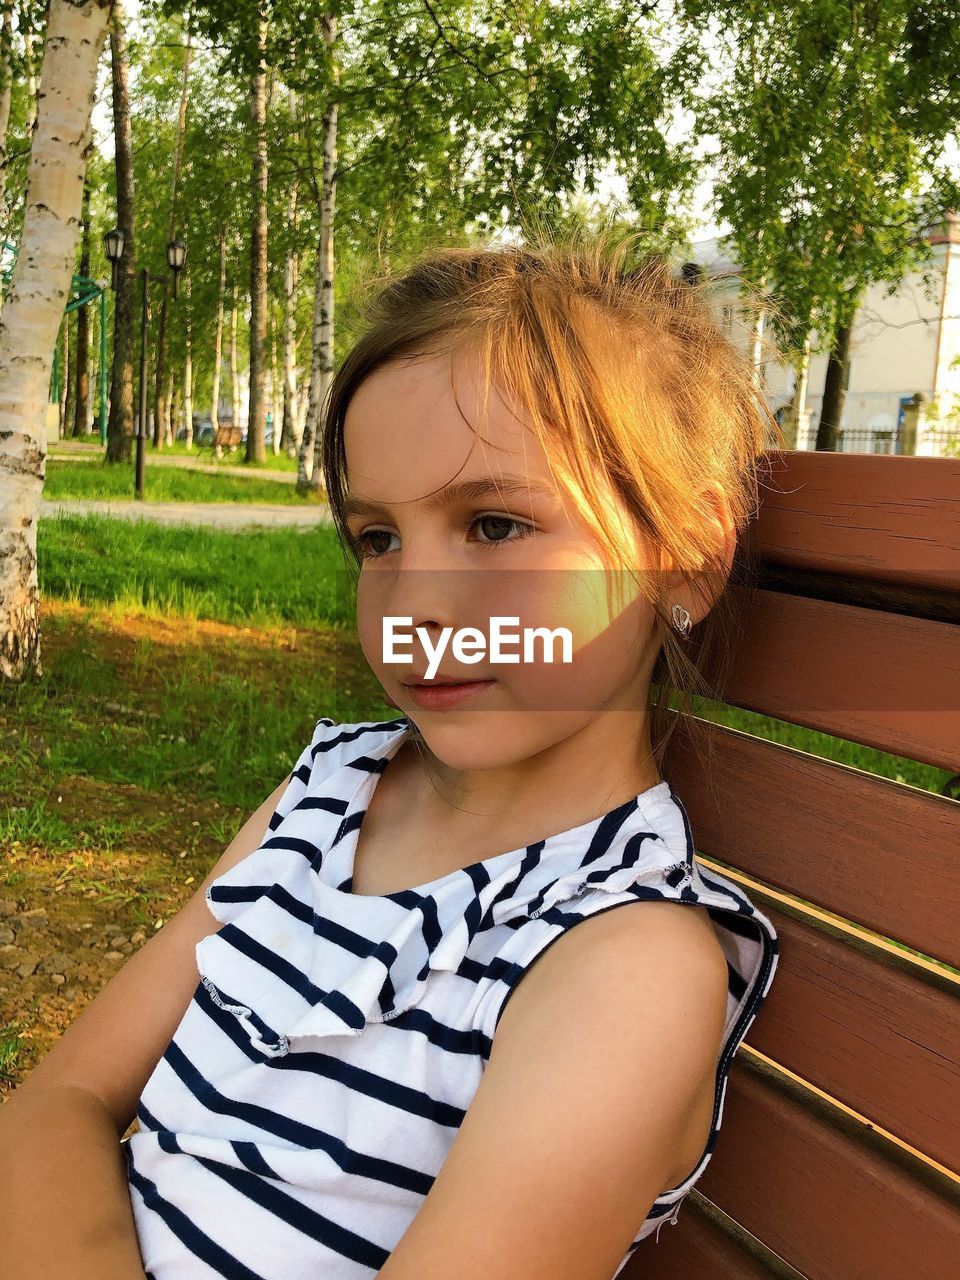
[196,422,243,456]
[626,449,960,1278]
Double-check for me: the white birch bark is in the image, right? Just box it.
[300,14,338,495]
[0,9,14,275]
[269,308,279,455]
[183,265,193,446]
[280,88,299,457]
[21,4,39,137]
[153,25,192,448]
[0,0,112,680]
[210,228,226,435]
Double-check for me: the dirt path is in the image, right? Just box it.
[39,498,334,529]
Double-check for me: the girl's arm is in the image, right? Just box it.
[0,772,293,1279]
[378,901,730,1280]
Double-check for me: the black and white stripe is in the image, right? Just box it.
[125,717,779,1278]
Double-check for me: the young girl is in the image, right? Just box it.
[7,230,780,1280]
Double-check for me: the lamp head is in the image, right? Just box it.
[103,228,125,263]
[166,239,187,272]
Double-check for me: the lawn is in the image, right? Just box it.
[50,436,301,473]
[38,513,351,627]
[43,457,321,505]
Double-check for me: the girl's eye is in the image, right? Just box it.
[353,515,534,560]
[472,514,534,547]
[354,529,398,559]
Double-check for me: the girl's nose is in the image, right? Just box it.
[382,566,464,636]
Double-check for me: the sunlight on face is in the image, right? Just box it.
[342,346,663,771]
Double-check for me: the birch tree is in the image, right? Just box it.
[246,6,269,463]
[0,0,111,681]
[299,11,337,495]
[153,17,192,447]
[106,0,137,461]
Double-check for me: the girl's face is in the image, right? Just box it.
[342,347,666,772]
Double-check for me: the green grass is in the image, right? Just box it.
[155,441,301,471]
[43,458,318,505]
[37,514,356,628]
[3,624,390,820]
[50,437,301,473]
[0,1023,27,1087]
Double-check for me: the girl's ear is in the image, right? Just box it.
[670,486,737,627]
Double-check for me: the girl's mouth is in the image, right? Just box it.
[402,679,497,711]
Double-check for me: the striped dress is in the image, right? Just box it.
[124,716,779,1279]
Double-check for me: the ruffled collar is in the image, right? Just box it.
[196,718,694,1053]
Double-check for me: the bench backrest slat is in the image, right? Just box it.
[667,723,960,970]
[724,589,960,771]
[748,452,960,590]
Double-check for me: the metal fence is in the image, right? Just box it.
[834,424,960,457]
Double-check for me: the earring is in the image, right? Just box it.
[671,603,693,638]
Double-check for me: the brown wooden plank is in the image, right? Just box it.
[623,1197,788,1280]
[663,720,960,970]
[682,1060,960,1279]
[717,903,960,1174]
[723,588,960,771]
[750,450,960,591]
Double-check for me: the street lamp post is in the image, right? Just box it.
[104,226,188,496]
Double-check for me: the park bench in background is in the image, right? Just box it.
[628,450,960,1279]
[197,423,243,456]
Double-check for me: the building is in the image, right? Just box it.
[686,212,960,456]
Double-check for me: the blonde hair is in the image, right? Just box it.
[320,223,786,799]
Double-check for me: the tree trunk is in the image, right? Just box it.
[162,365,175,446]
[106,2,137,462]
[780,331,810,451]
[183,266,193,447]
[0,0,112,681]
[281,93,300,459]
[246,10,269,465]
[296,380,308,444]
[72,180,91,438]
[153,24,192,449]
[816,304,856,451]
[0,8,14,255]
[268,306,280,453]
[224,279,240,459]
[210,229,226,435]
[303,15,338,496]
[20,2,39,137]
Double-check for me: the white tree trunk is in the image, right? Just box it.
[210,228,226,435]
[230,283,241,429]
[21,4,40,137]
[269,308,279,455]
[0,0,112,680]
[0,9,14,295]
[280,88,299,457]
[301,14,338,495]
[184,266,193,447]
